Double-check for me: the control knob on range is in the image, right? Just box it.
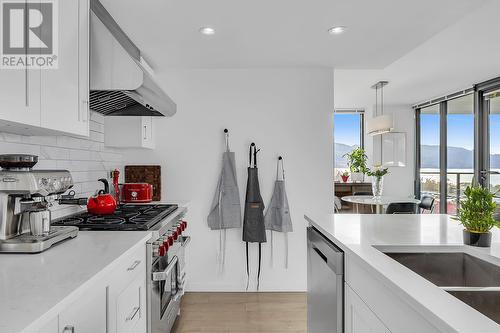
[158,244,166,257]
[152,241,166,257]
[179,220,187,231]
[167,235,174,246]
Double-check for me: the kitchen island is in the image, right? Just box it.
[305,213,500,333]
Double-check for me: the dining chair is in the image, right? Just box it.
[419,195,435,213]
[386,202,419,214]
[334,196,342,213]
[353,191,372,196]
[352,191,374,213]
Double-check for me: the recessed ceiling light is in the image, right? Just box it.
[199,27,216,35]
[328,26,346,35]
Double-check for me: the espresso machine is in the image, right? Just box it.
[0,154,78,253]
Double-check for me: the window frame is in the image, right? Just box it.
[334,109,365,151]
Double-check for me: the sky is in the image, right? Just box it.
[421,114,500,154]
[334,113,360,146]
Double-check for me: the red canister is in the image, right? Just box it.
[122,183,153,203]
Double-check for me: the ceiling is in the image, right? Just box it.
[100,0,487,71]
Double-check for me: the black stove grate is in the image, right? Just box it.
[52,204,178,231]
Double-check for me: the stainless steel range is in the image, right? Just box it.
[148,210,189,333]
[0,154,78,253]
[53,201,190,333]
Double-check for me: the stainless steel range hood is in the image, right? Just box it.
[89,0,176,117]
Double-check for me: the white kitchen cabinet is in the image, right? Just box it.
[345,284,390,333]
[104,116,154,149]
[0,67,41,128]
[116,274,147,333]
[107,243,147,333]
[58,287,106,333]
[40,0,89,136]
[0,0,89,137]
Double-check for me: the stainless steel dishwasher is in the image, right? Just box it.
[307,226,344,333]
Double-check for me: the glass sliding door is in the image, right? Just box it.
[484,89,500,195]
[419,104,441,213]
[416,95,474,214]
[446,95,474,214]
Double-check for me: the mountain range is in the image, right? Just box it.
[335,143,500,169]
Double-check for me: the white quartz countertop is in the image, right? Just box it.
[305,213,500,333]
[0,231,152,332]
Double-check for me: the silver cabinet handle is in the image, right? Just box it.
[25,66,29,107]
[143,125,147,140]
[63,325,75,333]
[126,306,140,322]
[80,100,89,122]
[127,260,141,271]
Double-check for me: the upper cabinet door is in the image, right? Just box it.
[40,0,89,137]
[0,7,40,126]
[0,67,41,127]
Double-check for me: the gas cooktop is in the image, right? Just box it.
[52,204,178,231]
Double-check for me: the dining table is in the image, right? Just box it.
[341,195,421,214]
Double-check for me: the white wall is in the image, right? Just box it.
[334,1,500,197]
[122,68,334,291]
[0,112,123,219]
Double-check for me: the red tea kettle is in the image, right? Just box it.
[87,179,117,215]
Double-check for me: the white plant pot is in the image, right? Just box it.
[351,172,364,183]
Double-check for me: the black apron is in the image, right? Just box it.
[243,143,266,290]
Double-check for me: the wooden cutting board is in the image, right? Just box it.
[124,165,162,201]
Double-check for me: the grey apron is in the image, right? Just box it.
[264,156,292,268]
[207,130,242,271]
[243,143,266,289]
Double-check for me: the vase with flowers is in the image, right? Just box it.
[366,165,389,198]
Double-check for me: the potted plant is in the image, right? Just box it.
[453,185,499,247]
[366,165,389,198]
[343,148,368,182]
[341,171,349,183]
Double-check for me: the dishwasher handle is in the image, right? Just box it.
[307,227,344,275]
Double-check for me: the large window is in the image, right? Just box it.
[334,110,364,179]
[417,95,475,214]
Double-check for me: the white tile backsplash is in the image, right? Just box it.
[0,111,124,219]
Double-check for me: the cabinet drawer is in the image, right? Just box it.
[116,276,146,333]
[111,243,146,289]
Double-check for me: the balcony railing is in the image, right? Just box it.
[420,171,474,215]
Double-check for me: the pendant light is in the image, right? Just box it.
[367,81,393,136]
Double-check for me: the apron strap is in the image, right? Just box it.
[249,143,260,168]
[276,156,285,180]
[284,232,289,269]
[224,129,230,152]
[245,242,250,291]
[257,243,262,291]
[270,231,274,268]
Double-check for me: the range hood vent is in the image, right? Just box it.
[89,91,163,116]
[89,0,176,117]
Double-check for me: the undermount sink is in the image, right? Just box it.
[384,252,500,324]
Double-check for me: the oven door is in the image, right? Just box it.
[151,255,181,333]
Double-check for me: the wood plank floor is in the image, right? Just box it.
[172,292,307,333]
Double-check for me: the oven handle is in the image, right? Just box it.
[152,256,178,281]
